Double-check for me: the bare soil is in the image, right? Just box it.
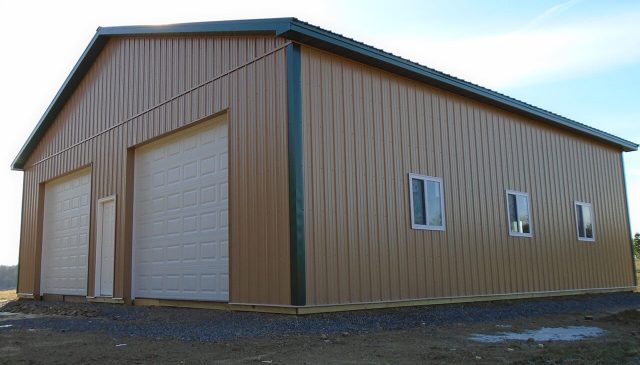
[1,299,640,364]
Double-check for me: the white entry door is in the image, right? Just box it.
[41,168,91,296]
[95,196,116,297]
[133,117,229,301]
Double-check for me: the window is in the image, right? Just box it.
[409,174,445,230]
[575,202,595,241]
[506,190,532,237]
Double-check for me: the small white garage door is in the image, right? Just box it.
[41,168,91,296]
[133,117,229,301]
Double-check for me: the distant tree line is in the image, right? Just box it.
[0,265,17,290]
[635,233,640,260]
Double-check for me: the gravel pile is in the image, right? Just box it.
[1,292,639,342]
[4,301,99,317]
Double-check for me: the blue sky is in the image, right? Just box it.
[0,0,638,265]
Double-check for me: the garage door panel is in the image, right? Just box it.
[135,272,229,296]
[134,119,229,301]
[41,169,91,296]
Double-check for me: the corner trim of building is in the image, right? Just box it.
[621,154,638,287]
[286,42,306,306]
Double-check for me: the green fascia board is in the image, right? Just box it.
[11,17,637,170]
[279,19,638,152]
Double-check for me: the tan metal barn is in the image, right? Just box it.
[11,18,638,313]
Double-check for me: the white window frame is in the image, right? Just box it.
[408,173,445,231]
[575,201,596,242]
[505,190,533,238]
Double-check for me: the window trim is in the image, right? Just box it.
[408,173,446,231]
[505,190,533,238]
[575,201,596,242]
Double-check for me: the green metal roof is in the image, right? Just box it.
[11,17,637,170]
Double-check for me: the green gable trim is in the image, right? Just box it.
[11,33,107,170]
[286,43,306,306]
[10,18,295,171]
[12,17,637,171]
[277,19,637,152]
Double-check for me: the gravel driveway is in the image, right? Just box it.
[2,292,640,342]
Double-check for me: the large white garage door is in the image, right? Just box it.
[133,117,229,301]
[41,168,91,296]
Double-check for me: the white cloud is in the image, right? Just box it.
[524,0,583,29]
[371,11,640,89]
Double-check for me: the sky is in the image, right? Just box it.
[0,0,638,265]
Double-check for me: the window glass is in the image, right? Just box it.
[508,194,518,232]
[576,202,594,241]
[409,174,444,230]
[507,191,532,236]
[411,178,426,226]
[426,180,442,226]
[517,194,530,234]
[584,207,593,238]
[576,204,585,237]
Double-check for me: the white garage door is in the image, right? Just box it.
[133,117,229,301]
[41,168,91,296]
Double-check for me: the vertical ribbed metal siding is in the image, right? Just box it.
[17,35,291,305]
[301,46,634,305]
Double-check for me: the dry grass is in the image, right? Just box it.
[636,260,640,292]
[0,289,17,301]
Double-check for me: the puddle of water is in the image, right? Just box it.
[0,324,14,329]
[469,326,604,343]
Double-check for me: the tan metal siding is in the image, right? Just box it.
[18,36,291,305]
[301,46,635,305]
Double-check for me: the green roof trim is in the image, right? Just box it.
[11,17,637,170]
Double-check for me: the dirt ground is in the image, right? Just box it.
[1,299,640,364]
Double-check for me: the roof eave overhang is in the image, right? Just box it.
[278,20,638,153]
[11,17,637,171]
